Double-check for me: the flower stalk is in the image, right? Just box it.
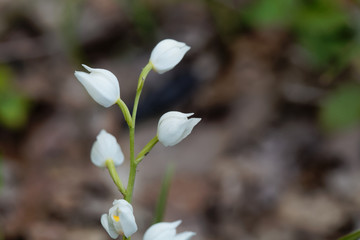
[125,62,153,204]
[106,159,126,198]
[116,99,133,127]
[135,136,159,164]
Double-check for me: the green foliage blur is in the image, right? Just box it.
[60,0,84,64]
[242,0,358,69]
[122,0,156,42]
[320,83,360,131]
[0,65,30,129]
[236,0,360,132]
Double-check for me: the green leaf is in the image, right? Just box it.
[319,83,360,131]
[126,0,156,41]
[338,229,360,240]
[293,0,348,35]
[0,66,30,129]
[0,66,12,91]
[242,0,297,28]
[292,0,354,68]
[153,163,175,223]
[0,93,30,129]
[206,0,242,41]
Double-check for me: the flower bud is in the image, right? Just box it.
[101,199,138,239]
[74,64,120,107]
[91,130,124,168]
[143,220,195,240]
[150,39,190,74]
[157,111,201,147]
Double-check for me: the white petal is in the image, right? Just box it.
[90,130,124,167]
[74,65,120,107]
[150,40,185,61]
[151,230,176,240]
[157,111,200,147]
[101,214,119,239]
[90,140,107,167]
[82,64,118,82]
[158,112,193,126]
[158,117,187,147]
[150,39,190,74]
[174,232,196,240]
[143,220,181,240]
[109,199,137,238]
[97,130,124,166]
[113,199,134,212]
[75,72,115,107]
[119,205,138,237]
[82,65,119,94]
[179,118,201,143]
[152,46,190,74]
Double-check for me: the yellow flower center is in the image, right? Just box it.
[113,215,120,222]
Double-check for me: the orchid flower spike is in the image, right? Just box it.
[157,111,201,147]
[101,199,138,239]
[91,130,124,168]
[150,39,190,74]
[74,64,120,107]
[143,220,196,240]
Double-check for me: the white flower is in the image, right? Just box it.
[74,64,120,107]
[101,199,138,239]
[157,111,201,147]
[150,39,190,74]
[91,130,124,167]
[143,220,195,240]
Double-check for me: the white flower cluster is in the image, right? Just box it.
[74,39,199,239]
[90,110,201,167]
[75,39,190,107]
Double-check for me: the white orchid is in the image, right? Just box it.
[157,111,201,147]
[101,199,138,239]
[150,39,190,74]
[91,130,124,168]
[74,64,120,107]
[143,220,195,240]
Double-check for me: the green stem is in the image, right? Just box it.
[125,62,153,203]
[126,125,136,203]
[116,98,133,128]
[105,160,126,198]
[132,62,152,126]
[135,135,159,164]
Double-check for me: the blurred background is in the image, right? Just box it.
[1,0,360,239]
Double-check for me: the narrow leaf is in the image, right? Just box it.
[338,229,360,240]
[153,163,175,223]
